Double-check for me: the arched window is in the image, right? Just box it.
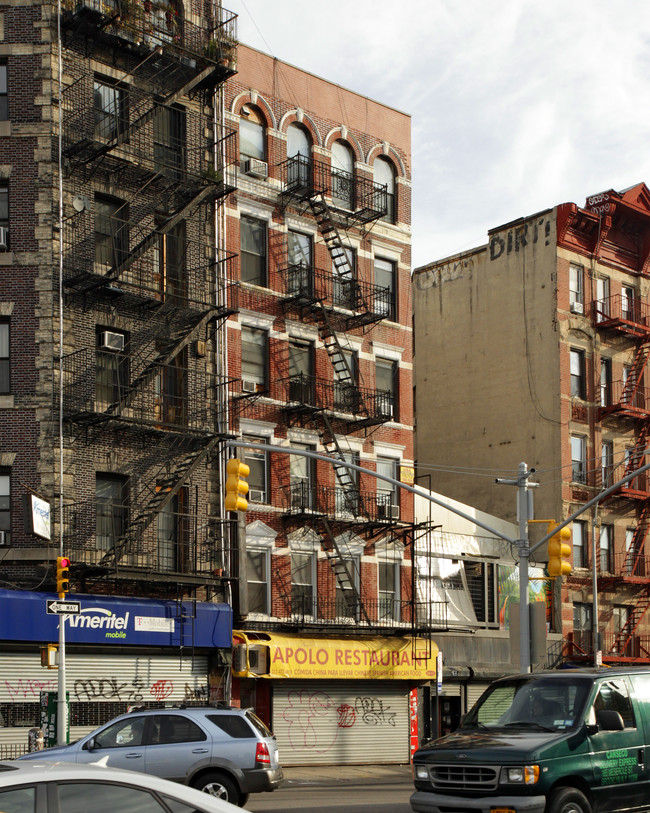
[373,156,396,223]
[239,105,266,163]
[286,123,311,191]
[332,140,354,209]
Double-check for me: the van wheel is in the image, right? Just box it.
[548,787,591,813]
[192,772,240,806]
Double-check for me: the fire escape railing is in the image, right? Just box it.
[593,294,650,336]
[278,483,401,524]
[282,373,393,425]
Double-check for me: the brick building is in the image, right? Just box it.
[413,183,650,669]
[222,45,432,764]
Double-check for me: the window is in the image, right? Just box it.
[157,489,189,572]
[243,435,268,502]
[331,140,354,209]
[94,715,148,748]
[622,286,637,322]
[464,560,496,624]
[151,714,206,745]
[602,440,614,488]
[573,602,592,652]
[333,246,357,310]
[335,554,360,619]
[378,559,400,621]
[0,786,35,813]
[154,221,186,303]
[333,348,358,411]
[290,442,316,510]
[590,680,635,728]
[154,350,187,427]
[374,156,396,223]
[95,328,129,410]
[573,519,588,569]
[0,64,7,121]
[625,527,643,576]
[286,123,311,190]
[600,358,611,407]
[376,357,397,420]
[569,264,584,311]
[96,474,128,552]
[239,106,266,161]
[288,338,314,404]
[153,103,185,179]
[335,451,359,515]
[600,523,614,573]
[612,606,632,656]
[240,215,267,286]
[376,456,398,519]
[595,276,610,322]
[0,469,9,545]
[0,184,8,250]
[247,547,270,614]
[0,320,8,393]
[570,348,586,399]
[374,257,396,320]
[287,230,313,295]
[292,550,316,616]
[94,77,127,140]
[571,435,586,484]
[57,783,174,813]
[241,325,267,392]
[95,195,127,268]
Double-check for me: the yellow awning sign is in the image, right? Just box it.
[233,631,438,680]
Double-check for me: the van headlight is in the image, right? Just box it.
[502,765,540,785]
[414,764,430,781]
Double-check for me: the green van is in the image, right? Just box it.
[411,669,650,813]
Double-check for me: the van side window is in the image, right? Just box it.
[591,680,635,728]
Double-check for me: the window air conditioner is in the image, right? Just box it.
[248,645,269,675]
[242,158,268,179]
[378,402,394,419]
[248,488,265,503]
[0,227,8,251]
[100,331,125,352]
[389,504,400,520]
[377,502,399,520]
[0,531,6,545]
[570,301,584,315]
[241,379,258,393]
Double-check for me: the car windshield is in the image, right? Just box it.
[463,676,592,732]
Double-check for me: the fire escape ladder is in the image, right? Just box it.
[106,307,217,415]
[622,500,650,576]
[318,410,363,516]
[608,590,650,657]
[321,514,371,625]
[622,343,650,406]
[308,194,368,313]
[99,435,220,569]
[107,185,215,283]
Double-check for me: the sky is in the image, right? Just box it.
[227,0,650,269]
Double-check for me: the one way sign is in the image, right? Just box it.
[46,599,81,615]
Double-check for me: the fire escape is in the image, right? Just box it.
[594,292,650,660]
[267,153,419,633]
[57,0,238,589]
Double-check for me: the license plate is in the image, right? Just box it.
[491,808,515,813]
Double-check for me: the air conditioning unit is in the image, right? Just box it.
[378,402,394,419]
[570,301,584,315]
[389,504,400,520]
[100,331,125,352]
[0,531,6,545]
[0,226,8,251]
[242,158,268,179]
[232,643,269,674]
[377,502,399,520]
[241,379,258,393]
[248,488,265,503]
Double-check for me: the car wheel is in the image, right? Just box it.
[548,787,591,813]
[192,772,240,806]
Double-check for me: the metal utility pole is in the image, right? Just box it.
[496,462,538,673]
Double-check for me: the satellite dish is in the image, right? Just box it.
[72,195,90,213]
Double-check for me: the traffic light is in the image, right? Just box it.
[225,458,250,512]
[56,556,70,594]
[547,523,572,577]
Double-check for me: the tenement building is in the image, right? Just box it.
[413,182,650,669]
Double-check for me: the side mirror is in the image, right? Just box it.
[84,737,97,752]
[596,710,625,731]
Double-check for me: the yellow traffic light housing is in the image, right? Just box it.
[225,458,250,512]
[56,556,70,594]
[547,523,572,577]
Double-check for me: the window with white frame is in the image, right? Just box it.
[335,553,360,620]
[602,440,614,488]
[247,547,270,614]
[287,230,313,294]
[333,348,358,412]
[241,325,267,392]
[290,442,316,511]
[378,559,400,621]
[600,523,614,573]
[570,348,586,399]
[0,320,8,394]
[573,602,592,651]
[239,106,266,162]
[569,264,584,312]
[376,456,398,520]
[373,156,396,224]
[622,286,636,322]
[334,451,359,515]
[595,276,610,322]
[331,140,354,210]
[94,76,127,141]
[240,215,267,287]
[242,435,268,503]
[291,549,317,618]
[375,357,397,420]
[573,519,588,569]
[0,468,9,545]
[571,435,586,484]
[374,257,396,320]
[600,358,611,407]
[333,246,357,310]
[286,123,311,190]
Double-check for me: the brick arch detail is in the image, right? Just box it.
[230,91,277,131]
[278,110,322,148]
[324,128,363,163]
[366,143,407,178]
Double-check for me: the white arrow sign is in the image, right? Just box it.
[46,599,81,615]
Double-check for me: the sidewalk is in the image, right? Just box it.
[282,763,412,787]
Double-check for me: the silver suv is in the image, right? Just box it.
[17,706,283,807]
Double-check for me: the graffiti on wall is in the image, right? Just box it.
[415,258,472,291]
[4,675,207,704]
[489,218,551,261]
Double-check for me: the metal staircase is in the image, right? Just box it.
[609,590,650,657]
